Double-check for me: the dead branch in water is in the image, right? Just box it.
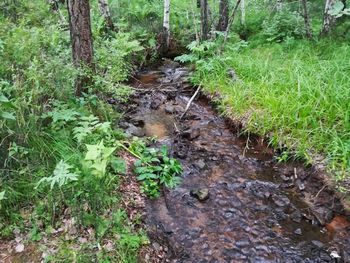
[180,86,201,119]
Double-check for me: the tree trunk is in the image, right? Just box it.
[320,0,337,36]
[48,0,67,25]
[67,0,94,96]
[240,0,246,27]
[98,0,114,31]
[276,0,283,11]
[301,0,313,39]
[200,0,209,40]
[161,0,170,53]
[223,0,242,43]
[217,0,229,31]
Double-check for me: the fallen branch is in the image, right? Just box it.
[180,86,201,119]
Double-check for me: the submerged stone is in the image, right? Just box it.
[190,188,210,202]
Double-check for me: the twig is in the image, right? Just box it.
[173,122,180,133]
[315,185,327,199]
[243,133,250,157]
[180,86,201,119]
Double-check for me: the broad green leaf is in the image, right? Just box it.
[0,191,6,201]
[0,95,9,102]
[85,143,101,160]
[1,111,16,120]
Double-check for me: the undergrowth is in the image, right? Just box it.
[0,0,182,261]
[178,36,350,194]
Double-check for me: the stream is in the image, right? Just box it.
[121,60,350,263]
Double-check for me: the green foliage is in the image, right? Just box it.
[128,140,182,198]
[262,9,304,42]
[36,160,79,190]
[192,38,350,187]
[329,1,350,18]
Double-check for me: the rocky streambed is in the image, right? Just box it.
[120,60,350,262]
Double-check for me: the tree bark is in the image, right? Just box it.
[320,0,337,36]
[217,0,229,31]
[301,0,313,39]
[223,0,242,43]
[240,0,246,27]
[276,0,283,11]
[98,0,114,31]
[200,0,209,40]
[161,0,170,53]
[67,0,94,96]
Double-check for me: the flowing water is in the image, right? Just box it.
[124,60,350,263]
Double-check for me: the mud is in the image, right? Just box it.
[120,60,350,263]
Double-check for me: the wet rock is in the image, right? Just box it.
[235,239,250,248]
[281,174,291,182]
[294,228,302,235]
[195,159,206,170]
[118,121,129,129]
[319,251,332,261]
[290,210,302,223]
[312,207,333,225]
[190,188,210,202]
[295,179,305,191]
[125,124,145,137]
[182,128,200,140]
[164,105,175,114]
[184,114,201,120]
[150,99,162,109]
[311,240,324,249]
[130,117,145,127]
[272,194,290,207]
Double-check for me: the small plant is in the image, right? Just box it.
[36,160,79,190]
[133,144,182,198]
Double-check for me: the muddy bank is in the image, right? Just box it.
[118,60,350,262]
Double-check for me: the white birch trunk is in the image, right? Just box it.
[321,0,336,36]
[276,0,283,11]
[241,0,246,26]
[163,0,171,49]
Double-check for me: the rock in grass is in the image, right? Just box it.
[190,188,210,202]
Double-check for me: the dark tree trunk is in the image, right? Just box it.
[301,0,313,39]
[200,0,209,40]
[67,0,94,96]
[320,0,336,36]
[217,0,229,31]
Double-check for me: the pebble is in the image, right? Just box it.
[311,240,324,248]
[190,188,210,201]
[294,228,302,235]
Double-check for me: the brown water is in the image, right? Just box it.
[126,61,350,263]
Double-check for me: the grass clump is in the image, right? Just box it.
[188,38,349,190]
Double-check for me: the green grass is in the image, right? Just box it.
[193,39,350,185]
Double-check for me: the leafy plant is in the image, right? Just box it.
[133,145,182,198]
[36,160,79,190]
[84,140,117,178]
[262,9,304,42]
[329,1,350,18]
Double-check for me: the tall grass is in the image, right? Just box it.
[194,39,350,183]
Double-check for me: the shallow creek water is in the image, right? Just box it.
[124,61,350,263]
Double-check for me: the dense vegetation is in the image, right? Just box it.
[0,0,349,261]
